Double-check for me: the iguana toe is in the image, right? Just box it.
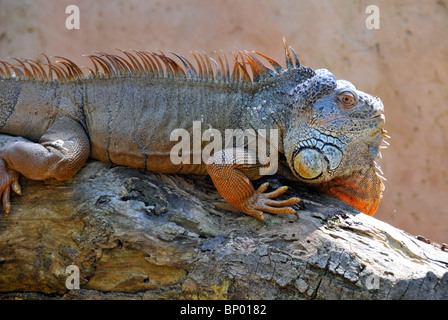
[244,184,301,220]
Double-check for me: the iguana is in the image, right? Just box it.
[0,39,387,220]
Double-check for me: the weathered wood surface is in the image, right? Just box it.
[0,134,447,300]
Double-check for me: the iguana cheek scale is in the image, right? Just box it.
[0,39,387,219]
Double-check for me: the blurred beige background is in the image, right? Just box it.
[0,0,447,243]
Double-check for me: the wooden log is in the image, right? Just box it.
[0,134,447,300]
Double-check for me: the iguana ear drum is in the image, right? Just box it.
[292,148,324,180]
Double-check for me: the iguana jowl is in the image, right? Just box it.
[0,39,387,220]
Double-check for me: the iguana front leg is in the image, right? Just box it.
[206,148,300,220]
[0,117,90,214]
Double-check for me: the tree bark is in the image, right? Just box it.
[0,134,447,300]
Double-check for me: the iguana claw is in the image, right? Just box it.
[0,159,21,214]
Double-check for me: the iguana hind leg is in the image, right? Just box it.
[0,117,90,214]
[206,148,300,220]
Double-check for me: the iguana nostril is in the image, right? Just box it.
[293,148,324,180]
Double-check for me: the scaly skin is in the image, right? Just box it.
[0,40,386,219]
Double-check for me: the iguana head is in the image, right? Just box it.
[282,67,386,216]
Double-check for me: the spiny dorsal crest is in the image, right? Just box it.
[0,38,314,85]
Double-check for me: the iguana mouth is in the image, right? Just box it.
[372,113,385,120]
[316,113,384,124]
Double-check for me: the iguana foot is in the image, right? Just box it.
[242,182,301,220]
[207,148,301,220]
[0,159,21,214]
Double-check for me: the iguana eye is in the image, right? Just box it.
[338,92,356,107]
